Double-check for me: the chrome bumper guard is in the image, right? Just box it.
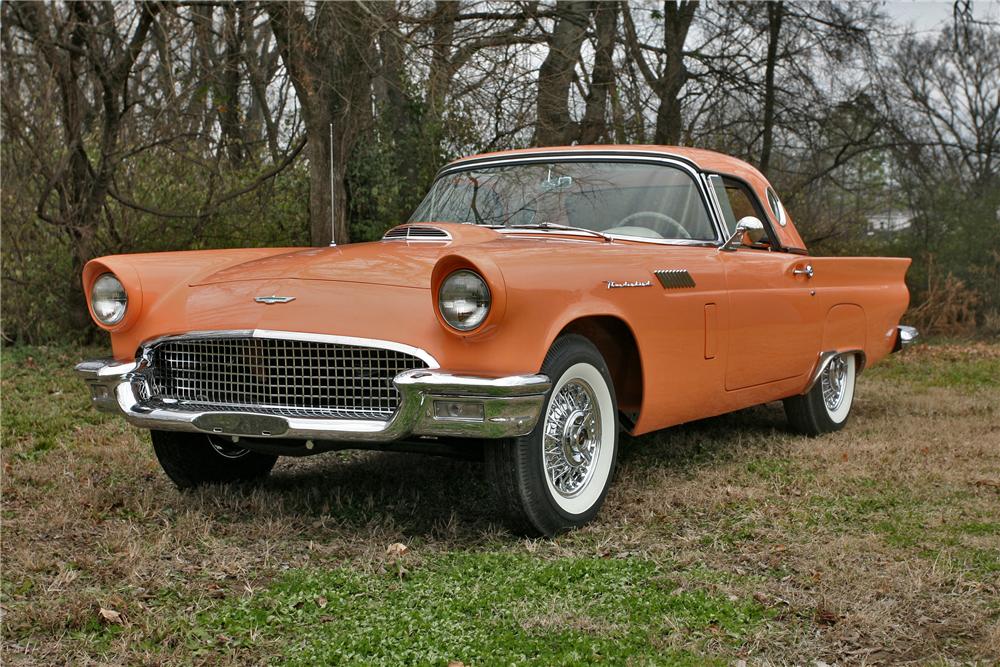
[892,325,919,352]
[75,359,550,442]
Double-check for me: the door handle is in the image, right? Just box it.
[793,264,814,278]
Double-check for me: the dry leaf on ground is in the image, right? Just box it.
[386,542,409,558]
[98,607,123,625]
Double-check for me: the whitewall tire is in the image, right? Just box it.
[485,335,619,536]
[784,353,857,436]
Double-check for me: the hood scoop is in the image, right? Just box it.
[382,225,452,241]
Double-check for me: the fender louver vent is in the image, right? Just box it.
[654,269,696,289]
[382,225,451,241]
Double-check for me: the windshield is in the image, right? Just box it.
[409,161,717,241]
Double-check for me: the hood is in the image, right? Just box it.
[191,223,502,288]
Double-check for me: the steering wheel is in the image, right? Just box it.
[615,211,691,239]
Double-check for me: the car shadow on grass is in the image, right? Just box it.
[184,402,792,539]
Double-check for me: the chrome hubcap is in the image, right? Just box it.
[821,356,849,412]
[544,379,601,498]
[208,436,250,459]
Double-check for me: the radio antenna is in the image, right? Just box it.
[329,122,337,246]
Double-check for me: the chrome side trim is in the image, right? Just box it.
[892,325,919,352]
[802,349,867,395]
[654,269,696,289]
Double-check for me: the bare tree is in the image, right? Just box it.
[579,2,619,144]
[622,0,699,145]
[268,2,380,246]
[4,2,161,325]
[534,1,592,145]
[759,1,784,173]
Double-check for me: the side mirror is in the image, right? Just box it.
[720,216,765,251]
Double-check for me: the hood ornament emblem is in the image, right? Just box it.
[255,295,296,304]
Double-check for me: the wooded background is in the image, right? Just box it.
[2,1,998,343]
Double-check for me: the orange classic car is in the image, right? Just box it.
[77,146,918,535]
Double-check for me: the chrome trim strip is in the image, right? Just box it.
[445,147,700,171]
[493,227,717,248]
[136,329,440,370]
[433,151,728,246]
[395,370,551,397]
[802,349,867,394]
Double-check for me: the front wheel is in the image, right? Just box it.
[151,430,278,489]
[485,335,619,537]
[783,353,857,436]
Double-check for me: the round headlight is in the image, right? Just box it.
[438,270,491,331]
[91,273,128,325]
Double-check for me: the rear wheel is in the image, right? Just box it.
[485,335,619,536]
[151,430,277,489]
[784,353,857,436]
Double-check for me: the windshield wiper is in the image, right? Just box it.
[505,222,613,243]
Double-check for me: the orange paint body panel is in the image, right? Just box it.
[82,146,911,437]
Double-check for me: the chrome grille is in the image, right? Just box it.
[146,337,428,420]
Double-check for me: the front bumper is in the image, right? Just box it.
[75,359,550,442]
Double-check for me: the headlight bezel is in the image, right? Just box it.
[437,269,492,332]
[90,272,128,326]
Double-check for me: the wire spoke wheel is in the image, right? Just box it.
[484,334,619,536]
[821,355,849,412]
[543,378,602,498]
[784,352,857,436]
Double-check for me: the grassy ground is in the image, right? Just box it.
[2,341,998,665]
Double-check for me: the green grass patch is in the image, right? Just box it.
[866,351,1000,390]
[199,553,767,665]
[1,344,109,459]
[951,521,1000,536]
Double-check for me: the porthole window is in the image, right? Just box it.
[766,188,787,227]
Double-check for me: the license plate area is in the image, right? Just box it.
[192,413,289,437]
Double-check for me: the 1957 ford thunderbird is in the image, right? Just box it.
[77,146,918,536]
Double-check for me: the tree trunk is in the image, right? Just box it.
[534,1,592,146]
[426,1,459,129]
[759,1,784,173]
[219,3,246,166]
[268,2,377,246]
[376,1,419,185]
[579,2,618,144]
[653,1,698,145]
[12,1,159,328]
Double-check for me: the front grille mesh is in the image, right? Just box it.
[146,337,427,420]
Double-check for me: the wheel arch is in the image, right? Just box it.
[801,303,868,394]
[552,315,644,433]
